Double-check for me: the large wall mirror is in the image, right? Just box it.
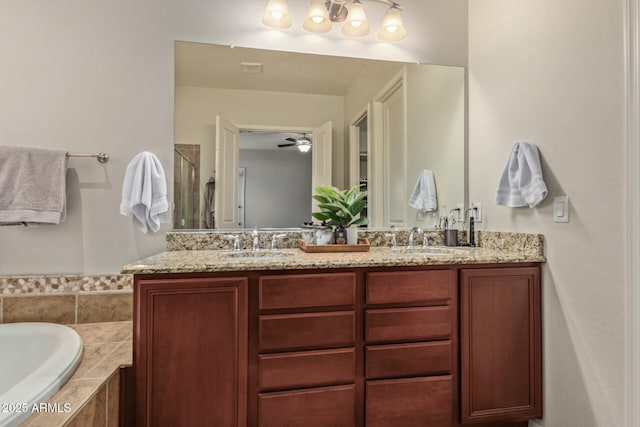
[174,41,465,230]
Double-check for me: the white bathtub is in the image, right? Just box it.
[0,323,83,427]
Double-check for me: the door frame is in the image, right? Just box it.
[237,123,332,216]
[624,0,640,426]
[349,104,371,189]
[372,68,407,228]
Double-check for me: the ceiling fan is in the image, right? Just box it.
[278,134,313,152]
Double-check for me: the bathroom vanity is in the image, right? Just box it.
[123,243,543,427]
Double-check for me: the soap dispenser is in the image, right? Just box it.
[335,221,347,245]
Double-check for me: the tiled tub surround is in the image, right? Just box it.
[167,228,544,256]
[20,321,133,427]
[0,275,132,324]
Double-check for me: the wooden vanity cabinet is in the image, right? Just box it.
[460,266,542,424]
[131,263,542,427]
[134,275,248,427]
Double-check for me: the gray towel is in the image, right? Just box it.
[0,145,68,225]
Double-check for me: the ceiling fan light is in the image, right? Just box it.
[377,6,407,41]
[303,0,332,33]
[262,0,292,29]
[342,1,369,37]
[298,142,312,153]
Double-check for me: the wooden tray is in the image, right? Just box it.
[299,238,370,253]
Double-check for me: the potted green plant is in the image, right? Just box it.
[311,184,368,244]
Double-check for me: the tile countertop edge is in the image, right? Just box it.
[20,321,132,427]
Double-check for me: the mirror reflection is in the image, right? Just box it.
[173,41,465,230]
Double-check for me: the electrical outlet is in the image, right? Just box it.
[159,203,174,224]
[456,203,464,222]
[471,202,482,223]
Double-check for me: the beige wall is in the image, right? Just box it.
[406,64,465,228]
[468,1,625,426]
[1,0,467,274]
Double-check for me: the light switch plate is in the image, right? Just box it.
[553,196,569,223]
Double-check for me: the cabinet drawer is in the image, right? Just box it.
[259,385,356,427]
[259,348,355,391]
[366,376,452,427]
[366,270,453,305]
[259,311,355,351]
[366,306,451,342]
[259,273,356,310]
[366,341,452,379]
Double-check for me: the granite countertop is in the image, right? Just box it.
[121,246,545,274]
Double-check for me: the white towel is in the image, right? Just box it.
[408,169,438,212]
[495,142,548,208]
[0,145,68,225]
[120,152,168,233]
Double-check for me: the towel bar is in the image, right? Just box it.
[67,152,109,163]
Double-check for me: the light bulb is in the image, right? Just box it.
[304,0,331,33]
[262,0,292,29]
[342,0,369,37]
[298,144,312,153]
[378,6,406,41]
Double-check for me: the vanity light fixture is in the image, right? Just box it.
[261,0,406,41]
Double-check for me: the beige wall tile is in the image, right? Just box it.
[84,342,132,380]
[69,321,132,344]
[106,372,120,427]
[77,293,132,323]
[71,343,119,380]
[3,295,75,323]
[65,384,107,427]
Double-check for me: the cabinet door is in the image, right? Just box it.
[135,276,248,427]
[460,267,542,424]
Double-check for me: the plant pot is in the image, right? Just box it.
[346,226,358,245]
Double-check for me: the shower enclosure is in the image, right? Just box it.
[174,145,200,229]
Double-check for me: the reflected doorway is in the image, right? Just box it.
[173,144,200,229]
[238,131,312,228]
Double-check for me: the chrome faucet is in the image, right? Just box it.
[422,231,429,248]
[385,230,398,250]
[224,235,241,252]
[406,226,423,249]
[271,234,286,250]
[252,227,260,252]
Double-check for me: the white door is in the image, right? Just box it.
[215,115,240,229]
[382,82,406,227]
[349,106,370,189]
[311,121,332,212]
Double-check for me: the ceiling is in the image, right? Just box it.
[239,131,312,151]
[175,41,404,95]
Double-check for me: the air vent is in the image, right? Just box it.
[241,62,263,74]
